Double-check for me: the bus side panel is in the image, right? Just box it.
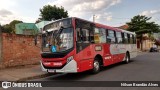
[113,53,125,63]
[76,44,108,72]
[79,59,93,72]
[74,45,95,72]
[110,44,127,64]
[119,53,125,62]
[130,44,137,58]
[103,44,113,66]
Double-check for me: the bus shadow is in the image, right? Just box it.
[101,60,134,71]
[48,60,135,81]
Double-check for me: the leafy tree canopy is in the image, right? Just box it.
[39,5,68,21]
[127,15,160,37]
[127,15,160,49]
[2,20,23,33]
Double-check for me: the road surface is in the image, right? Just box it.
[8,52,160,90]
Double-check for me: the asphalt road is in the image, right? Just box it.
[8,52,160,90]
[34,52,160,81]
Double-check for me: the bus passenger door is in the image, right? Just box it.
[75,19,95,72]
[76,28,93,72]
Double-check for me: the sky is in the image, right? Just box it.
[0,0,160,27]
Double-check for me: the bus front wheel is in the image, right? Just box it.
[92,58,100,74]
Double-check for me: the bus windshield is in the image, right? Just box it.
[42,28,73,52]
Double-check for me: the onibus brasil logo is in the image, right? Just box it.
[2,81,11,89]
[1,81,42,89]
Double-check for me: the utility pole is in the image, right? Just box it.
[93,14,96,22]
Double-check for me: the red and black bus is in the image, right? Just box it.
[40,17,137,73]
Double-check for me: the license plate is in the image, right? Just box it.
[48,69,56,73]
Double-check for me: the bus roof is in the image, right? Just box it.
[73,17,136,35]
[44,17,136,35]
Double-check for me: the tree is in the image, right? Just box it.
[39,5,68,21]
[2,24,12,33]
[127,15,160,50]
[2,20,22,33]
[10,20,23,32]
[35,19,41,24]
[0,24,2,33]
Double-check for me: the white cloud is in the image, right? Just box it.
[48,0,121,24]
[140,10,160,24]
[110,0,121,6]
[0,9,13,17]
[0,9,35,25]
[0,0,121,25]
[0,0,36,25]
[140,10,160,16]
[90,12,113,23]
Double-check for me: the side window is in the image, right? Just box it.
[107,30,116,43]
[76,28,90,43]
[133,35,136,44]
[82,29,89,43]
[94,28,100,43]
[130,34,134,44]
[76,28,81,42]
[121,32,125,44]
[124,33,128,44]
[116,32,123,44]
[75,19,94,53]
[127,34,130,44]
[76,19,94,43]
[100,28,106,43]
[94,28,106,43]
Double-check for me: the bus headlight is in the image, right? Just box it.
[67,56,73,63]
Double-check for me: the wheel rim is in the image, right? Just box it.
[126,55,129,62]
[94,61,99,71]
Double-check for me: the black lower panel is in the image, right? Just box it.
[41,48,73,58]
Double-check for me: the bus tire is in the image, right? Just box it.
[92,58,100,74]
[124,52,130,64]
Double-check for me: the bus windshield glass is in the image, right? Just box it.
[42,19,73,52]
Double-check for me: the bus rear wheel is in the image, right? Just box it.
[124,52,130,64]
[92,58,100,74]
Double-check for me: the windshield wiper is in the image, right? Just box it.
[53,26,64,45]
[55,27,63,39]
[50,26,64,53]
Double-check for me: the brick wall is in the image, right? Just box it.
[0,28,2,63]
[0,33,41,69]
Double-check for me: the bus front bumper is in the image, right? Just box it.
[40,60,77,73]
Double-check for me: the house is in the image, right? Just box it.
[118,25,129,30]
[15,23,39,35]
[36,21,51,32]
[15,21,51,35]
